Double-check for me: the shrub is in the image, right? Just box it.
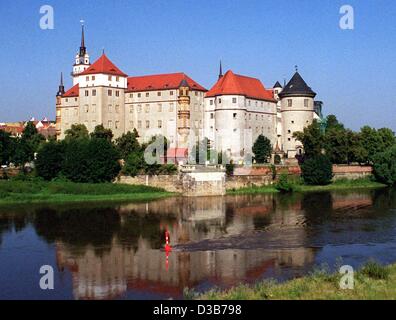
[275,174,294,193]
[252,135,272,163]
[122,151,144,177]
[360,260,390,280]
[301,155,333,185]
[62,138,121,183]
[35,140,65,181]
[372,145,396,186]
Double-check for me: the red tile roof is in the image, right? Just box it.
[205,70,275,102]
[63,84,79,97]
[79,53,128,77]
[126,73,207,92]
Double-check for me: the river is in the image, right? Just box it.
[0,188,395,300]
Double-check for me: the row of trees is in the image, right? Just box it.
[294,115,396,186]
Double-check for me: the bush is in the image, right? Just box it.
[301,155,333,185]
[35,140,65,181]
[62,138,121,183]
[275,174,294,193]
[122,151,144,177]
[372,145,396,186]
[360,260,390,280]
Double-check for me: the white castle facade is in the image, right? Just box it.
[56,27,323,160]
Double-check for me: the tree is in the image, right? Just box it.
[252,135,272,163]
[90,124,113,142]
[12,122,45,165]
[293,120,325,158]
[301,154,333,185]
[62,138,120,183]
[372,145,396,186]
[122,150,144,177]
[35,140,65,180]
[115,130,141,160]
[0,130,16,165]
[65,124,89,141]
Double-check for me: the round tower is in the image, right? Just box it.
[279,71,316,158]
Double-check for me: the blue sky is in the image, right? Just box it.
[0,0,395,131]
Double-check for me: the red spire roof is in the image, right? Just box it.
[63,84,79,97]
[205,70,275,102]
[126,73,206,92]
[79,53,128,77]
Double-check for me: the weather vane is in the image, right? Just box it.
[295,65,298,72]
[80,19,85,26]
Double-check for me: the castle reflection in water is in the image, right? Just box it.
[49,191,376,300]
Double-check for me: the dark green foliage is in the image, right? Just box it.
[64,124,89,141]
[115,130,141,160]
[372,145,396,186]
[35,140,65,181]
[252,135,272,163]
[301,155,333,185]
[0,130,16,165]
[293,120,325,158]
[122,151,144,177]
[12,122,45,165]
[90,124,113,142]
[275,174,295,193]
[360,260,390,280]
[62,138,120,183]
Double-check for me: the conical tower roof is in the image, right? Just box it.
[278,72,316,98]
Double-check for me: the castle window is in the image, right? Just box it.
[145,104,150,113]
[288,130,291,134]
[138,121,142,128]
[210,100,213,106]
[108,120,113,128]
[85,90,89,97]
[304,99,309,107]
[288,99,293,107]
[92,89,96,96]
[130,106,133,113]
[138,93,141,98]
[116,76,120,82]
[158,120,162,128]
[169,103,174,112]
[74,108,78,116]
[146,121,150,128]
[146,92,150,97]
[157,92,161,96]
[75,98,78,101]
[65,98,68,102]
[288,138,291,141]
[275,90,278,95]
[233,113,237,119]
[115,121,120,129]
[86,76,89,81]
[108,76,112,81]
[92,76,95,81]
[137,105,142,113]
[170,91,174,96]
[218,98,222,104]
[115,105,120,113]
[232,98,237,104]
[248,100,251,106]
[116,91,120,97]
[256,115,258,120]
[210,113,214,119]
[130,93,133,98]
[108,90,112,96]
[108,105,112,113]
[291,120,295,124]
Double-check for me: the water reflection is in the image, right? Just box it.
[0,188,395,300]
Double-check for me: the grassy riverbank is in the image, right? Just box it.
[198,261,396,300]
[0,179,172,206]
[227,177,386,195]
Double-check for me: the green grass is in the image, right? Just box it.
[198,261,396,300]
[0,179,173,206]
[227,177,386,195]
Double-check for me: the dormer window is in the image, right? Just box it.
[92,76,95,81]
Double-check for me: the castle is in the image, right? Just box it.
[56,26,323,161]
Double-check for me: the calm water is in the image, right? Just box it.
[0,188,395,300]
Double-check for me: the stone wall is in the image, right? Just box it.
[117,174,182,193]
[332,165,372,180]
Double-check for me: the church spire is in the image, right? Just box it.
[57,72,65,97]
[219,60,223,79]
[79,22,86,57]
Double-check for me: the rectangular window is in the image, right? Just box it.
[157,92,161,96]
[138,120,142,128]
[158,104,162,112]
[146,92,149,97]
[85,90,89,97]
[108,90,112,96]
[116,76,120,82]
[108,120,113,128]
[108,105,112,113]
[115,105,120,113]
[86,76,89,81]
[92,76,95,81]
[218,98,222,104]
[130,93,133,98]
[138,93,141,98]
[92,89,96,96]
[145,104,150,113]
[115,121,120,129]
[137,105,142,113]
[210,113,214,119]
[304,99,309,107]
[115,91,120,97]
[169,103,174,112]
[158,120,162,128]
[233,113,237,119]
[210,100,214,106]
[84,105,89,113]
[232,98,237,104]
[170,91,174,96]
[130,106,133,113]
[92,105,96,113]
[146,120,150,128]
[108,76,112,81]
[288,99,293,107]
[74,108,78,116]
